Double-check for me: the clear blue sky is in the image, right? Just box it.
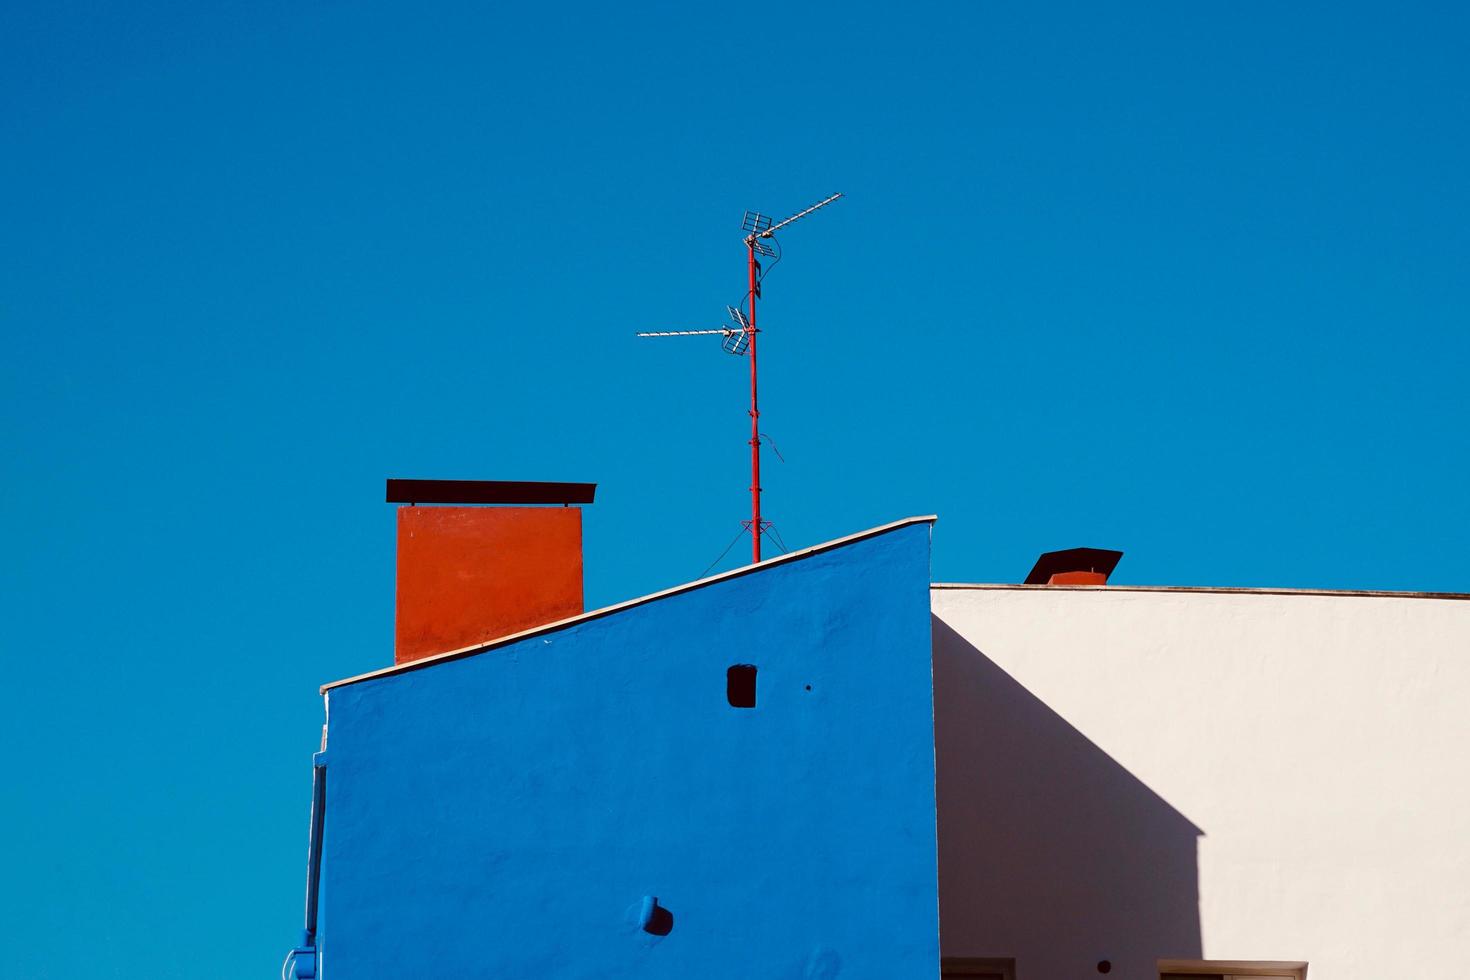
[2,2,1466,975]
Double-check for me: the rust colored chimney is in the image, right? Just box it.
[387,479,596,665]
[1024,547,1123,586]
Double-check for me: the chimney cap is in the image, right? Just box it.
[386,479,597,506]
[1024,547,1123,585]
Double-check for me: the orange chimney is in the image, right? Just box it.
[1024,547,1123,586]
[388,480,595,665]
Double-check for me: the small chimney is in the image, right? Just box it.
[1024,547,1123,586]
[387,479,596,665]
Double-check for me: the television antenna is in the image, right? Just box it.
[637,192,842,565]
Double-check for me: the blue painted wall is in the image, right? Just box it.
[317,522,939,978]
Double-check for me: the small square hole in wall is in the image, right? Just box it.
[727,665,757,708]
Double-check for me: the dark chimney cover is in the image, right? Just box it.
[1024,547,1124,585]
[386,479,596,506]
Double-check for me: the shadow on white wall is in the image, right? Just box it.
[933,615,1204,979]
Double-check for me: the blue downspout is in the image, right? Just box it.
[285,754,326,978]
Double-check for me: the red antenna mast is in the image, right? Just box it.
[638,192,843,565]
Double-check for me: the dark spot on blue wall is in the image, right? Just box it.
[727,664,757,708]
[643,904,674,936]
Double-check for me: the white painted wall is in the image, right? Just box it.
[931,585,1470,980]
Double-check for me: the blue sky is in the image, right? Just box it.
[2,2,1467,976]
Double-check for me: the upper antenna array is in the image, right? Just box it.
[747,192,843,242]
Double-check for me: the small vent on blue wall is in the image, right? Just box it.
[727,665,757,708]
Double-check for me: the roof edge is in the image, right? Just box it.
[324,515,938,692]
[932,582,1470,601]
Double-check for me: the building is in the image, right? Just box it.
[283,483,1470,979]
[933,575,1470,980]
[285,484,941,979]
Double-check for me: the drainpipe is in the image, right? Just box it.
[284,744,327,979]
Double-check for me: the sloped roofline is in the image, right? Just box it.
[323,515,938,692]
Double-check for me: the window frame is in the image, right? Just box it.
[1159,959,1307,980]
[941,956,1016,979]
